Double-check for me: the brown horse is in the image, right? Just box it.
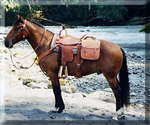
[5,16,130,119]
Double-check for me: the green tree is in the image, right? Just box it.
[42,5,95,25]
[5,5,43,25]
[96,5,128,22]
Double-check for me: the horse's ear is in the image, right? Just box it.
[17,15,25,23]
[17,15,20,19]
[17,15,22,19]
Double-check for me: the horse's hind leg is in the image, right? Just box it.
[49,73,65,113]
[104,75,124,119]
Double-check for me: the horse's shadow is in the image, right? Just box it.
[4,107,111,120]
[48,110,112,120]
[3,102,144,120]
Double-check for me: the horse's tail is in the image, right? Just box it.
[119,48,130,107]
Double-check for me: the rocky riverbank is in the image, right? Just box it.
[0,38,145,120]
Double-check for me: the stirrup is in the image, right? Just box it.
[58,65,68,79]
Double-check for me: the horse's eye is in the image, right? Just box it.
[15,27,20,31]
[15,26,23,31]
[20,26,24,30]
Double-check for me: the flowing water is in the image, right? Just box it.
[1,25,145,56]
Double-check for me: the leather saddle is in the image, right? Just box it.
[55,34,101,78]
[56,35,80,45]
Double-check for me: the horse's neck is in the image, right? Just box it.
[26,21,53,56]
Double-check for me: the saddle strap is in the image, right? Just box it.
[75,46,82,78]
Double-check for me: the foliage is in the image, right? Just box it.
[26,6,44,22]
[140,23,150,33]
[2,0,19,12]
[3,0,146,26]
[5,5,43,25]
[42,5,96,25]
[96,5,128,22]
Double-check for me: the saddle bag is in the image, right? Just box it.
[81,37,100,60]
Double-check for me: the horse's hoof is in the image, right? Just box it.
[49,106,64,113]
[112,115,126,120]
[112,116,118,120]
[118,115,126,120]
[57,106,65,113]
[57,109,63,113]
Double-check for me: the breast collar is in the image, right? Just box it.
[50,33,58,48]
[37,33,59,63]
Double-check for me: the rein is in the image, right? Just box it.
[9,49,37,70]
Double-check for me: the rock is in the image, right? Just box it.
[35,60,39,65]
[30,84,41,89]
[3,49,8,53]
[59,79,66,86]
[133,71,138,74]
[48,79,72,89]
[20,66,27,69]
[47,82,52,89]
[18,77,22,80]
[11,69,15,72]
[13,52,24,56]
[82,94,86,98]
[22,78,36,86]
[23,80,30,86]
[5,57,8,60]
[22,79,44,89]
[80,30,85,32]
[137,56,141,59]
[61,84,77,93]
[104,88,112,92]
[25,83,32,88]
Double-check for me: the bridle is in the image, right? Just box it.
[9,19,47,70]
[10,20,29,42]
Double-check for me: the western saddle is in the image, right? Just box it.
[55,27,101,78]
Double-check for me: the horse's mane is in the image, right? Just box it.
[13,18,53,34]
[29,20,45,28]
[13,18,44,28]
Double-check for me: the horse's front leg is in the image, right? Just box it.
[50,73,65,113]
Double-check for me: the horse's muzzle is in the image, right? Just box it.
[4,40,13,48]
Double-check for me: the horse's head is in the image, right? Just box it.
[5,15,29,48]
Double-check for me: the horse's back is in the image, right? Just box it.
[99,40,123,77]
[100,40,122,55]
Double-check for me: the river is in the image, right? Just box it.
[1,25,145,54]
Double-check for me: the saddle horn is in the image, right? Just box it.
[59,24,67,38]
